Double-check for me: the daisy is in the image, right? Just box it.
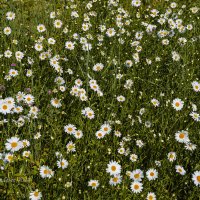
[184,143,197,151]
[50,98,62,108]
[48,38,56,45]
[4,27,12,35]
[175,130,190,143]
[175,165,186,175]
[109,175,122,186]
[24,94,35,105]
[0,100,12,115]
[15,51,24,60]
[130,181,143,193]
[29,189,42,200]
[74,130,83,139]
[29,106,39,115]
[189,112,200,121]
[66,141,76,152]
[117,95,125,102]
[192,81,200,92]
[151,99,160,107]
[64,124,77,135]
[118,147,125,155]
[106,28,116,37]
[37,24,46,32]
[34,43,43,51]
[114,130,122,137]
[167,152,176,162]
[9,69,18,77]
[65,41,75,50]
[5,97,14,107]
[22,140,30,147]
[4,50,12,58]
[132,0,141,7]
[54,19,63,28]
[130,154,138,162]
[5,137,22,152]
[23,151,31,157]
[93,63,104,72]
[192,171,200,186]
[57,159,68,169]
[90,83,99,92]
[14,106,23,113]
[26,69,33,77]
[136,140,144,148]
[95,131,105,139]
[40,165,54,178]
[59,86,66,92]
[6,11,16,20]
[4,153,14,163]
[146,192,156,200]
[130,169,144,181]
[82,43,92,51]
[172,51,180,61]
[88,180,99,190]
[100,123,112,134]
[146,169,158,181]
[16,92,25,102]
[172,98,184,111]
[106,160,121,176]
[75,79,83,86]
[86,109,95,119]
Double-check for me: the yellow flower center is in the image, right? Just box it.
[34,192,39,197]
[111,166,116,171]
[11,142,18,148]
[150,172,154,176]
[134,184,139,190]
[2,105,8,110]
[134,174,140,179]
[91,182,96,187]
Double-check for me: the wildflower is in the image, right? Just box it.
[29,189,42,200]
[106,161,121,176]
[175,165,186,175]
[130,181,143,193]
[88,180,99,189]
[146,169,158,180]
[175,130,190,143]
[172,98,184,111]
[192,171,200,186]
[5,137,22,152]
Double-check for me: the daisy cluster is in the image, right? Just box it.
[0,0,200,199]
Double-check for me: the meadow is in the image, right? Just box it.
[0,0,200,199]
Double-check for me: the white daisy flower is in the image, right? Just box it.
[106,160,121,176]
[57,159,68,169]
[175,130,190,143]
[130,181,143,193]
[192,81,200,92]
[172,98,184,111]
[5,137,23,152]
[146,168,158,181]
[64,124,77,135]
[192,171,200,186]
[39,165,54,178]
[29,189,42,200]
[109,175,122,186]
[146,192,156,200]
[175,165,186,175]
[88,180,99,190]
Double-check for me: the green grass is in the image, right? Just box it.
[0,0,200,199]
